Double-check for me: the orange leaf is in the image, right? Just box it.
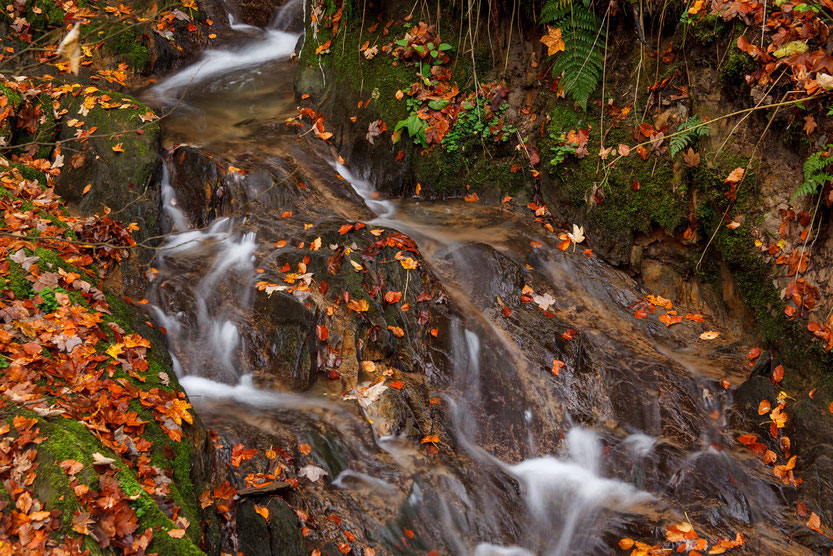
[82,184,91,195]
[167,529,186,538]
[551,359,566,376]
[255,505,270,522]
[758,399,771,415]
[725,167,745,183]
[772,364,784,383]
[806,512,822,533]
[316,324,328,341]
[389,380,403,390]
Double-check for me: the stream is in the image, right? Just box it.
[140,2,807,554]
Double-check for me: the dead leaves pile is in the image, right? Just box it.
[0,137,196,552]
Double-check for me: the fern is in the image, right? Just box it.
[669,116,710,157]
[792,147,833,200]
[541,0,605,110]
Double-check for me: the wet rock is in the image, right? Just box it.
[237,496,305,556]
[249,291,314,390]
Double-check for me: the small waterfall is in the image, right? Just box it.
[272,0,304,32]
[508,429,653,555]
[333,161,397,218]
[159,160,189,232]
[151,218,257,384]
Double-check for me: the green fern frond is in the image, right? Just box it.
[541,1,605,110]
[541,0,574,23]
[792,147,833,200]
[669,116,710,157]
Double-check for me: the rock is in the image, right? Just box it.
[53,91,162,295]
[237,496,305,556]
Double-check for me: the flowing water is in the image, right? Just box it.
[142,2,808,554]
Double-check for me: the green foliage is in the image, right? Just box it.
[792,146,833,200]
[541,0,605,110]
[394,96,428,147]
[442,99,515,152]
[547,130,578,166]
[669,116,710,157]
[37,287,70,313]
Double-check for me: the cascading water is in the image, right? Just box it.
[141,2,808,554]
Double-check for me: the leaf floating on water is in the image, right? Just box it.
[298,465,328,482]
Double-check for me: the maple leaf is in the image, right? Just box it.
[298,464,328,482]
[168,398,193,425]
[541,26,565,56]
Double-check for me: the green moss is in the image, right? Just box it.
[720,45,755,83]
[8,162,48,185]
[547,108,687,236]
[686,13,731,46]
[6,259,33,298]
[108,31,150,70]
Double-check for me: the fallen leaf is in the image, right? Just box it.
[298,465,328,482]
[254,505,269,521]
[700,331,720,340]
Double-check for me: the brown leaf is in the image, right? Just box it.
[682,147,700,167]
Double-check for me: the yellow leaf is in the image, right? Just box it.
[112,143,124,153]
[540,26,565,56]
[106,343,124,359]
[399,257,417,270]
[255,504,270,521]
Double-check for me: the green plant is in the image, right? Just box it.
[394,97,428,147]
[792,146,833,199]
[442,99,515,152]
[669,116,710,157]
[37,286,69,313]
[548,131,578,166]
[541,0,606,110]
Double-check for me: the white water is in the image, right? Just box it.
[150,30,298,99]
[159,162,190,232]
[507,429,654,555]
[333,162,397,218]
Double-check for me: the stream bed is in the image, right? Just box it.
[140,2,811,554]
